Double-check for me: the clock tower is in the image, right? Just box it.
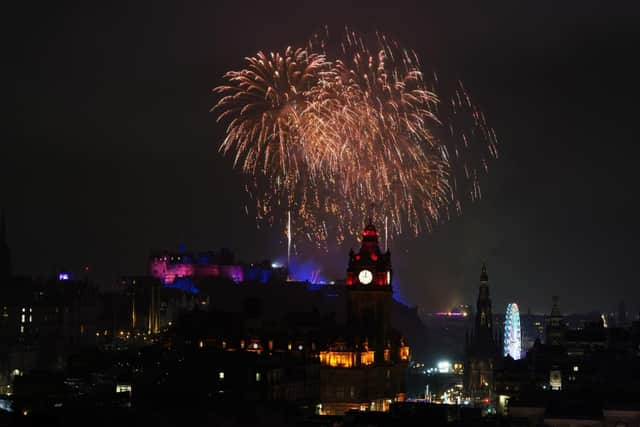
[346,220,392,364]
[318,219,409,414]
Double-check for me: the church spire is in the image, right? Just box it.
[480,262,488,282]
[474,263,493,335]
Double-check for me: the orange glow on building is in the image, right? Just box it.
[320,351,357,368]
[360,350,375,366]
[399,346,410,361]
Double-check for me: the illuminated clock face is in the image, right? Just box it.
[358,269,373,285]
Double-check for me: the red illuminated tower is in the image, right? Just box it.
[319,220,409,414]
[346,219,393,364]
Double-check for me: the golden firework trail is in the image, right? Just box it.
[212,30,498,246]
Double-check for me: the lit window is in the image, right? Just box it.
[22,307,25,313]
[21,315,25,323]
[573,366,579,372]
[199,340,204,348]
[320,351,356,368]
[255,372,261,382]
[218,372,224,379]
[252,343,258,349]
[20,326,24,333]
[360,351,375,366]
[116,384,132,393]
[28,316,32,323]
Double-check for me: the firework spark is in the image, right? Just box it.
[213,30,498,246]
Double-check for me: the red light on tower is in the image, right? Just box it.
[346,273,354,286]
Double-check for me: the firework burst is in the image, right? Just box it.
[213,30,498,246]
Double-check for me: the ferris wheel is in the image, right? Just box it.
[504,303,522,360]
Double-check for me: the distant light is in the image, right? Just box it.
[573,365,579,372]
[252,343,259,349]
[435,311,465,317]
[218,371,225,379]
[298,344,303,351]
[58,273,70,281]
[271,262,283,268]
[437,361,451,373]
[116,384,132,393]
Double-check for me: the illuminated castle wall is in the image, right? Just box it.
[150,249,286,286]
[150,254,243,284]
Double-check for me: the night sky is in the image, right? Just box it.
[5,1,640,315]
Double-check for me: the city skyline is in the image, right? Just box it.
[5,1,640,314]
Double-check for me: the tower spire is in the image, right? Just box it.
[480,262,488,282]
[368,202,375,227]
